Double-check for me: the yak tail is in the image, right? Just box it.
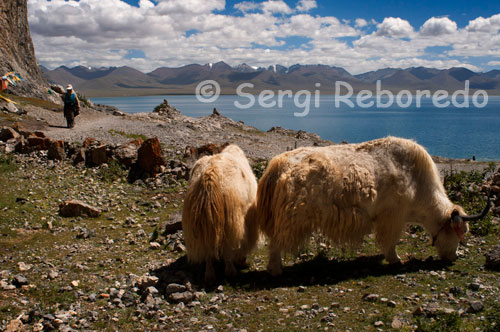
[239,202,259,256]
[256,156,284,238]
[182,167,226,262]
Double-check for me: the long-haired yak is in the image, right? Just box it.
[182,144,258,283]
[256,137,491,275]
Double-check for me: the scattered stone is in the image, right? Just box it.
[469,301,484,313]
[17,261,32,272]
[468,282,482,291]
[166,283,186,295]
[136,274,159,290]
[485,245,500,270]
[374,321,384,327]
[149,242,161,250]
[59,199,101,218]
[1,280,16,290]
[363,294,379,302]
[169,291,194,304]
[297,286,306,292]
[164,211,183,235]
[4,317,23,332]
[12,274,28,287]
[71,280,80,287]
[391,317,403,329]
[0,126,20,142]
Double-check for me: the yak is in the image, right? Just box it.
[256,136,491,275]
[182,144,259,283]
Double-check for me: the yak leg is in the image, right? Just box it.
[267,241,283,276]
[224,252,237,278]
[375,218,403,264]
[205,260,216,285]
[383,244,401,264]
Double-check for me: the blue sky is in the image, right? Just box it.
[28,0,500,74]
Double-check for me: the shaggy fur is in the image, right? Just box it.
[182,144,258,283]
[257,136,469,275]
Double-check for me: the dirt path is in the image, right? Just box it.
[18,103,500,172]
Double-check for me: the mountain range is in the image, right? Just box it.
[42,61,500,97]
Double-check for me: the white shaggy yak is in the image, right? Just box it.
[256,136,491,275]
[182,144,258,283]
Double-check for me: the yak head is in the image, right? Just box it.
[433,195,492,261]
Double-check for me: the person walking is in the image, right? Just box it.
[63,84,80,128]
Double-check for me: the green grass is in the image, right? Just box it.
[1,91,61,110]
[0,154,17,174]
[108,129,148,141]
[1,152,499,331]
[443,164,499,236]
[96,159,127,182]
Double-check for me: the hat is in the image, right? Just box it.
[66,84,73,90]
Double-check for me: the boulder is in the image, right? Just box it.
[50,84,65,94]
[114,139,143,168]
[59,199,101,218]
[83,137,97,148]
[11,123,33,138]
[85,143,108,167]
[14,137,29,154]
[72,148,86,165]
[0,126,19,142]
[2,102,21,114]
[128,137,165,181]
[27,137,51,151]
[48,140,65,160]
[485,245,500,271]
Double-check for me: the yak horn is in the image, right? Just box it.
[461,192,493,222]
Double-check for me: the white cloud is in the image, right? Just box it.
[466,14,500,32]
[376,17,414,38]
[234,1,260,13]
[355,18,368,28]
[296,0,317,12]
[27,0,500,74]
[261,1,293,15]
[420,17,457,36]
[156,0,225,15]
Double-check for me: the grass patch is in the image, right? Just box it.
[443,164,499,236]
[96,159,127,183]
[0,154,17,174]
[1,91,61,110]
[108,129,148,141]
[416,313,463,332]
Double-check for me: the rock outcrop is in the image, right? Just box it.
[0,0,52,100]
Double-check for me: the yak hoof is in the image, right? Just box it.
[267,263,283,276]
[225,263,237,278]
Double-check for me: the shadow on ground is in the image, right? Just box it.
[152,253,452,292]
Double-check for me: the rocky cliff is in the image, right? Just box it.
[0,0,50,99]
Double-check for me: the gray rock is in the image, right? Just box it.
[169,291,194,304]
[166,283,186,295]
[469,301,484,313]
[485,245,500,270]
[363,294,379,302]
[12,274,28,287]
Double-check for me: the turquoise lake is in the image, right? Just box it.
[91,95,500,161]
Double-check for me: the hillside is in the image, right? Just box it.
[44,63,500,97]
[0,0,55,101]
